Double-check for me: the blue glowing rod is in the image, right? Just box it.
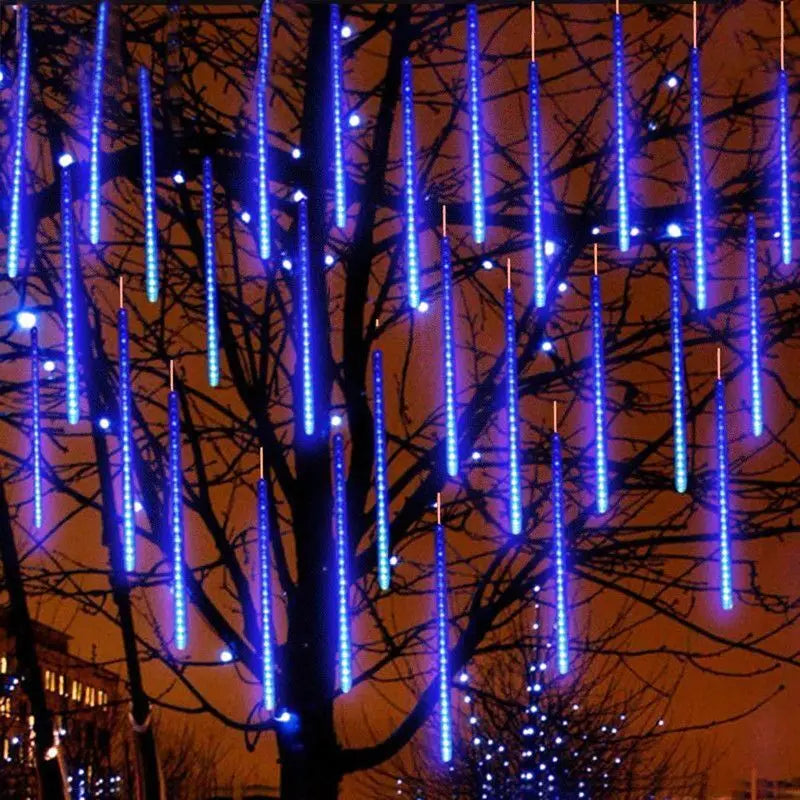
[505,261,522,535]
[297,196,315,436]
[118,281,136,573]
[402,58,421,310]
[746,215,763,437]
[591,246,609,514]
[168,362,187,650]
[669,249,688,493]
[8,4,30,279]
[257,449,276,711]
[434,494,452,762]
[551,406,568,675]
[31,326,42,530]
[778,26,792,266]
[372,350,391,591]
[203,157,220,387]
[529,50,546,307]
[89,1,109,245]
[138,67,158,302]
[256,1,272,261]
[330,4,346,229]
[333,434,352,693]
[61,162,81,425]
[467,4,485,244]
[613,10,630,253]
[441,210,459,478]
[714,351,733,611]
[690,12,707,309]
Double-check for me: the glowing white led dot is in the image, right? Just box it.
[173,170,185,185]
[417,300,429,313]
[667,222,682,238]
[240,210,251,224]
[43,360,55,373]
[16,311,37,330]
[341,23,352,38]
[291,147,301,159]
[219,649,233,663]
[98,417,110,430]
[348,112,361,128]
[57,153,74,168]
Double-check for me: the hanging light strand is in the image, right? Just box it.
[690,5,707,309]
[434,495,452,763]
[61,163,80,425]
[372,350,391,591]
[256,1,272,261]
[8,4,30,279]
[779,4,792,265]
[31,326,42,530]
[257,452,276,711]
[138,67,159,302]
[591,247,609,514]
[551,407,568,675]
[168,363,188,650]
[505,261,522,535]
[402,57,421,309]
[747,215,763,437]
[330,4,346,229]
[441,211,459,478]
[297,197,314,436]
[529,52,546,307]
[669,249,688,493]
[467,3,486,244]
[613,8,630,253]
[333,434,352,693]
[203,157,220,387]
[118,284,136,573]
[89,1,109,245]
[714,351,734,611]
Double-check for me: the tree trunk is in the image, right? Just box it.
[0,471,68,800]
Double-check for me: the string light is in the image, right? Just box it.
[203,157,220,387]
[257,452,276,711]
[441,213,459,478]
[530,8,546,306]
[551,410,568,675]
[297,197,315,436]
[333,434,352,693]
[168,363,187,650]
[61,162,80,425]
[402,58,421,309]
[7,4,30,279]
[435,495,452,762]
[372,350,391,591]
[467,4,485,244]
[690,6,707,309]
[747,214,763,437]
[714,351,733,611]
[505,261,522,535]
[89,1,108,245]
[31,326,42,530]
[778,12,791,265]
[138,67,158,302]
[118,285,136,573]
[591,248,609,514]
[256,1,272,261]
[669,250,688,493]
[331,4,346,228]
[613,9,630,253]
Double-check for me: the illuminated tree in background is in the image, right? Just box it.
[1,3,799,799]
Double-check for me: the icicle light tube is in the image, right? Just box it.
[434,520,452,762]
[31,327,42,530]
[467,4,485,244]
[168,390,187,649]
[256,1,272,261]
[61,164,80,425]
[372,350,391,591]
[8,4,30,279]
[138,67,158,302]
[331,4,346,229]
[778,68,791,265]
[591,274,609,514]
[747,215,763,437]
[203,157,220,388]
[690,47,707,309]
[89,1,109,245]
[529,60,546,307]
[613,13,630,253]
[669,250,688,493]
[442,236,458,478]
[402,58,421,309]
[333,434,352,693]
[551,432,568,675]
[504,287,522,535]
[715,377,734,611]
[118,307,136,573]
[298,197,314,436]
[257,477,276,711]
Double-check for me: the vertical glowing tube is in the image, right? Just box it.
[257,473,276,711]
[330,4,346,229]
[467,4,485,244]
[714,372,733,611]
[529,60,546,307]
[256,1,272,261]
[747,215,763,437]
[31,327,42,530]
[778,68,791,265]
[434,516,452,762]
[168,385,187,649]
[203,157,220,388]
[372,350,391,591]
[296,197,315,436]
[61,164,80,425]
[333,434,352,693]
[690,46,707,309]
[551,431,568,675]
[591,272,609,514]
[7,5,30,279]
[89,1,109,245]
[613,13,630,253]
[118,304,136,573]
[402,58,420,310]
[504,278,522,535]
[138,67,158,302]
[669,249,688,493]
[442,235,458,478]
